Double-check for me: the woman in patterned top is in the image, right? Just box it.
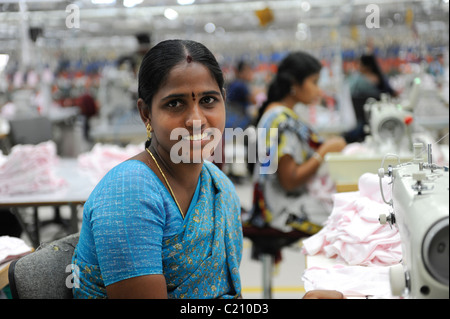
[252,51,346,234]
[72,39,242,299]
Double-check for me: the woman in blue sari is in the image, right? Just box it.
[72,39,242,299]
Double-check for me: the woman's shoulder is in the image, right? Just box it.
[85,159,170,218]
[258,105,296,127]
[92,159,162,196]
[103,159,154,181]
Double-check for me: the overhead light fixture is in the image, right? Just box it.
[164,8,179,20]
[0,54,9,73]
[177,0,196,5]
[91,0,116,4]
[301,1,311,12]
[204,22,216,33]
[123,0,143,8]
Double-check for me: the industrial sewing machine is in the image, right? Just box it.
[325,80,421,189]
[364,78,420,153]
[378,143,449,298]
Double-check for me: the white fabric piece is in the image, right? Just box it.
[0,236,32,264]
[77,143,143,184]
[302,265,395,298]
[0,141,66,195]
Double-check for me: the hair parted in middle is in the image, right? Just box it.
[137,39,225,110]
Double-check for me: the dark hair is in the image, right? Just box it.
[237,60,251,73]
[256,51,322,124]
[138,39,225,108]
[360,54,383,89]
[359,54,395,95]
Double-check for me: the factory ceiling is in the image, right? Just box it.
[0,0,448,56]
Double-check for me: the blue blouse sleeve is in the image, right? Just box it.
[86,160,169,286]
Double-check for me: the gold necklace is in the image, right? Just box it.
[146,148,184,218]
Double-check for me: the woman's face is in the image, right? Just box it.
[147,61,226,163]
[293,73,321,105]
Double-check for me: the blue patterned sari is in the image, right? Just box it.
[163,162,242,298]
[72,161,242,299]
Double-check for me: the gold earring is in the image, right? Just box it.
[146,123,152,140]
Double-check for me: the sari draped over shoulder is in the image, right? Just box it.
[71,161,242,299]
[163,162,243,299]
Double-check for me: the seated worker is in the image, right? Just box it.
[71,39,242,299]
[226,60,256,129]
[344,53,398,143]
[251,51,346,234]
[72,39,344,300]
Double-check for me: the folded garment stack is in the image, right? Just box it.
[77,143,143,184]
[302,172,402,298]
[0,141,66,196]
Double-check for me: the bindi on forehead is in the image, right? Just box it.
[191,92,196,101]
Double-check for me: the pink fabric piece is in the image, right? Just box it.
[302,265,395,298]
[341,142,374,155]
[0,141,66,195]
[77,143,143,184]
[306,164,335,210]
[302,173,401,266]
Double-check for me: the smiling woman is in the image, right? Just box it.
[71,39,243,299]
[138,41,226,166]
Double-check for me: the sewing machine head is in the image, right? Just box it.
[378,143,449,298]
[364,78,420,152]
[365,95,413,151]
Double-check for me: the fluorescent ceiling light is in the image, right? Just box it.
[91,0,116,4]
[164,8,179,20]
[0,54,9,73]
[123,0,143,8]
[204,22,216,33]
[177,0,196,5]
[301,1,311,12]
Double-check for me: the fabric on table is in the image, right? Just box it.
[76,143,143,184]
[302,172,401,266]
[302,264,394,298]
[0,141,66,196]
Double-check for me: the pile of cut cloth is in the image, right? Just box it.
[301,172,402,298]
[77,143,143,184]
[0,236,32,265]
[0,141,66,195]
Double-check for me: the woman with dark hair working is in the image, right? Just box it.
[344,54,398,142]
[71,40,343,299]
[252,51,346,235]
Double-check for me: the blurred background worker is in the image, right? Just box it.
[344,53,398,143]
[226,60,257,129]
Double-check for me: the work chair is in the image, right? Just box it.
[8,233,79,299]
[242,213,308,299]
